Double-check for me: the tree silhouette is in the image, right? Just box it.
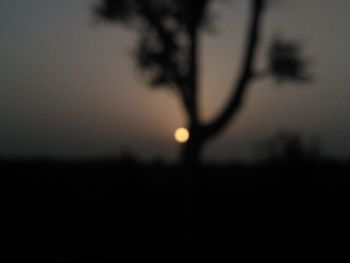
[94,0,310,164]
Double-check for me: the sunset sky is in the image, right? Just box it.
[1,0,350,162]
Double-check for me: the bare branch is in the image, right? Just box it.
[204,0,266,139]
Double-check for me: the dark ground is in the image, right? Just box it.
[1,159,350,262]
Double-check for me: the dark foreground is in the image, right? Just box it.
[2,159,350,262]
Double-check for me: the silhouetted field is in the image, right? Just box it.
[2,159,350,262]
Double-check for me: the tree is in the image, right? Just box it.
[94,0,310,164]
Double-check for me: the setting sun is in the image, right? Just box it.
[174,127,190,143]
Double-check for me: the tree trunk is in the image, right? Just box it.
[181,126,205,166]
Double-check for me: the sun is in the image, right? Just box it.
[174,127,190,143]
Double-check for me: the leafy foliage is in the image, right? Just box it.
[269,38,311,83]
[95,0,210,87]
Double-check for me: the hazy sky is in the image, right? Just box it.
[1,0,350,162]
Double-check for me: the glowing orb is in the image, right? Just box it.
[174,127,190,143]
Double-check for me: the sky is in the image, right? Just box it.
[1,0,350,162]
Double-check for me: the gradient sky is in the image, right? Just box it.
[1,0,350,162]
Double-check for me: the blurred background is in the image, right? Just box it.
[1,0,350,162]
[3,2,350,261]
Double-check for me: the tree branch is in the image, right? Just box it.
[204,0,265,139]
[179,0,209,126]
[186,25,199,125]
